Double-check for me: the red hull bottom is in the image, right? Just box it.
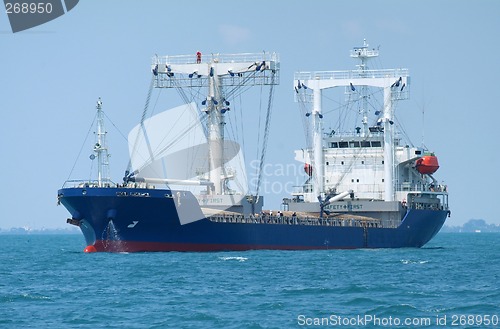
[87,240,356,253]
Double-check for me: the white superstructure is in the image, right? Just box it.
[289,40,447,217]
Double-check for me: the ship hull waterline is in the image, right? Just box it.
[58,187,448,252]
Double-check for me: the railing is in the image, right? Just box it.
[396,183,448,193]
[153,52,279,65]
[61,180,115,189]
[153,53,280,88]
[61,179,160,190]
[408,202,446,211]
[294,68,409,81]
[208,213,382,228]
[350,48,379,58]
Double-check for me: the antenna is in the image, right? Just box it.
[421,100,425,149]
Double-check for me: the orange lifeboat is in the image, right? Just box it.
[304,163,313,176]
[415,155,439,174]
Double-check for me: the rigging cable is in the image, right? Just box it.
[64,112,97,187]
[126,75,155,178]
[254,83,264,194]
[103,112,129,143]
[255,72,276,199]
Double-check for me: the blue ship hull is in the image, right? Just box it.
[58,187,448,252]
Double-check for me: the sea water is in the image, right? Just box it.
[0,233,499,328]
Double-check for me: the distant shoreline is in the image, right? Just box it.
[0,228,80,235]
[440,219,500,233]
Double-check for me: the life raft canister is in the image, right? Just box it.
[304,163,313,176]
[415,155,439,174]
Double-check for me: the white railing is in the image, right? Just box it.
[350,48,379,58]
[294,68,409,81]
[395,183,448,193]
[61,179,116,189]
[153,52,279,65]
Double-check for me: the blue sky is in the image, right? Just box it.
[1,0,499,229]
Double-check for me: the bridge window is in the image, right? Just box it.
[361,141,371,147]
[349,141,360,148]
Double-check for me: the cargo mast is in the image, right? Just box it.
[294,40,410,202]
[151,52,279,196]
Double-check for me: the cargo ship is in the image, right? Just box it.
[57,41,450,252]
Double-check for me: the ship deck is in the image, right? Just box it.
[206,210,383,228]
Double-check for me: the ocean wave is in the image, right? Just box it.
[219,256,248,262]
[400,259,429,264]
[1,233,499,329]
[1,293,53,303]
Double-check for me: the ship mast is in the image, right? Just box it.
[311,78,324,199]
[207,67,224,194]
[294,40,409,202]
[351,39,378,137]
[94,97,111,187]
